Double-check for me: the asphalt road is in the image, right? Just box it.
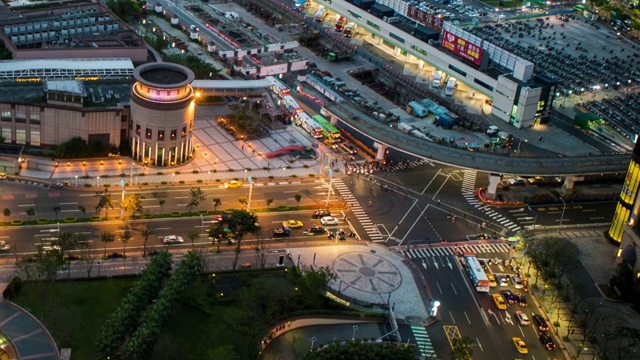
[0,179,345,220]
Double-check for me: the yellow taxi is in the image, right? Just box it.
[512,337,528,354]
[282,220,304,229]
[492,293,507,310]
[223,180,243,189]
[486,273,497,287]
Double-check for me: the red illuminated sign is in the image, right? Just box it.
[407,5,444,30]
[441,30,484,67]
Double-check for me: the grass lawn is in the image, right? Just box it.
[10,271,303,360]
[12,277,136,360]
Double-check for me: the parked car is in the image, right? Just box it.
[163,235,184,244]
[508,177,526,186]
[312,210,331,218]
[539,333,556,350]
[515,311,531,326]
[320,216,339,226]
[217,213,232,222]
[532,314,550,331]
[496,274,509,287]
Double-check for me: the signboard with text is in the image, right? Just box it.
[407,5,444,30]
[441,30,484,67]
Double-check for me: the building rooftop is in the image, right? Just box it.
[45,80,85,96]
[0,80,132,107]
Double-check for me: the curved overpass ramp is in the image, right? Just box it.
[324,103,630,176]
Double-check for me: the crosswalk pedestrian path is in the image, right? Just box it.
[461,170,521,232]
[332,179,384,241]
[400,243,512,259]
[410,325,436,359]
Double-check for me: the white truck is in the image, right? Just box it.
[314,6,327,22]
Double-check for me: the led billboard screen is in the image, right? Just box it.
[441,30,484,66]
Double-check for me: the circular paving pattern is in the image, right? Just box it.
[332,251,402,294]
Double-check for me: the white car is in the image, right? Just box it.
[511,275,524,289]
[320,216,339,226]
[163,235,184,244]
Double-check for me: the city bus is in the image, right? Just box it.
[280,95,303,116]
[343,22,356,37]
[299,112,324,139]
[334,16,347,32]
[314,6,327,22]
[463,252,490,292]
[312,114,341,143]
[266,76,290,98]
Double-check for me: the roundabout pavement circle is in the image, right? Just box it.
[332,251,402,294]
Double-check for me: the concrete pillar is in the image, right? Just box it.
[374,142,388,162]
[561,175,584,195]
[417,60,425,69]
[486,173,502,200]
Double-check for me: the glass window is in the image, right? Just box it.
[170,129,177,140]
[1,128,10,141]
[136,124,141,135]
[0,111,10,119]
[16,129,26,144]
[145,128,152,139]
[158,130,165,141]
[181,126,187,137]
[30,130,40,146]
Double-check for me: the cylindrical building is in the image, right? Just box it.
[130,62,195,167]
[608,139,640,243]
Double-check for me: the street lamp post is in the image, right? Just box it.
[527,205,538,230]
[130,162,133,185]
[75,175,78,187]
[247,177,254,211]
[244,169,247,180]
[516,139,528,155]
[325,169,334,207]
[352,325,359,340]
[309,336,317,351]
[558,197,566,233]
[282,167,286,179]
[96,176,100,188]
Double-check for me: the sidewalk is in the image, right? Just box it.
[520,231,640,359]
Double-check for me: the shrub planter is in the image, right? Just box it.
[10,220,23,225]
[63,217,78,223]
[170,212,181,217]
[37,218,49,225]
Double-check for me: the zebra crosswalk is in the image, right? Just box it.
[400,243,512,259]
[461,170,521,232]
[410,325,436,359]
[332,179,384,241]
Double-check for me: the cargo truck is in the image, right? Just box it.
[343,22,356,37]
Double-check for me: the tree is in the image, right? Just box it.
[2,208,9,222]
[296,266,337,308]
[212,198,222,211]
[120,228,132,257]
[78,239,98,277]
[303,340,414,360]
[121,193,143,219]
[26,207,35,220]
[294,194,302,209]
[186,187,206,214]
[140,224,152,257]
[77,205,86,215]
[105,0,142,23]
[95,189,114,219]
[225,210,260,271]
[188,228,200,250]
[52,206,61,220]
[238,196,248,208]
[100,231,115,257]
[265,198,273,209]
[450,336,474,360]
[158,199,166,214]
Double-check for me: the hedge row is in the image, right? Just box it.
[95,252,173,357]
